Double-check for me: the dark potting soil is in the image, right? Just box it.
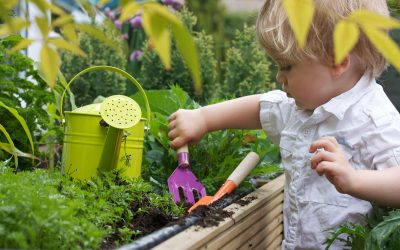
[101,191,250,249]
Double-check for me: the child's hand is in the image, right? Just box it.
[168,109,208,149]
[309,137,356,194]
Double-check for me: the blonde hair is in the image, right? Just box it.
[256,0,390,77]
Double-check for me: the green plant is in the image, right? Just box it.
[221,24,276,98]
[326,205,400,250]
[0,35,55,168]
[133,85,281,194]
[0,164,183,249]
[138,8,218,104]
[60,21,128,106]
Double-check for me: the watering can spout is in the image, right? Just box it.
[98,126,124,172]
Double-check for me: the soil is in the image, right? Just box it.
[100,193,241,249]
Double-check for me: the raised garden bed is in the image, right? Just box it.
[120,174,285,250]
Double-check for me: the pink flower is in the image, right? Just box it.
[129,15,143,29]
[121,33,129,40]
[114,20,122,29]
[130,50,143,62]
[161,0,184,10]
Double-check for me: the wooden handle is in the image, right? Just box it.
[228,152,260,185]
[177,144,189,154]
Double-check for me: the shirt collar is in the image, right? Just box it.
[314,74,375,120]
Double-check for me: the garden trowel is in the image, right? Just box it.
[168,144,207,204]
[188,152,260,213]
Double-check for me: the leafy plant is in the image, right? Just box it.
[0,35,55,168]
[0,165,183,249]
[133,85,282,194]
[60,21,127,106]
[138,7,218,104]
[326,205,400,250]
[221,24,276,98]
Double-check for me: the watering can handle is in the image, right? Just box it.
[59,66,151,128]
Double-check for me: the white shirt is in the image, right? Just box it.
[259,74,400,249]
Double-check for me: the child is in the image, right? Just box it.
[310,136,400,208]
[168,0,400,248]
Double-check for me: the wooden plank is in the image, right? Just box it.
[207,198,283,249]
[153,175,285,250]
[253,225,283,250]
[235,213,283,250]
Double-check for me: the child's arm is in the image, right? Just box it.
[309,137,400,207]
[168,94,262,149]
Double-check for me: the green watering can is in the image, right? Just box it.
[61,66,151,179]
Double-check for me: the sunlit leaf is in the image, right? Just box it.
[349,10,400,29]
[0,124,17,167]
[48,3,66,15]
[0,143,40,161]
[282,0,315,48]
[0,0,18,10]
[142,12,171,70]
[28,0,49,13]
[0,101,35,159]
[61,23,79,44]
[98,0,110,7]
[0,18,29,37]
[51,15,73,27]
[49,38,86,56]
[77,23,119,51]
[35,16,50,39]
[362,26,400,71]
[9,38,34,53]
[334,20,360,64]
[40,44,61,88]
[119,2,140,23]
[142,3,201,93]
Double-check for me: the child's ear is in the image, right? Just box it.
[331,55,351,78]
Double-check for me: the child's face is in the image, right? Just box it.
[275,59,341,111]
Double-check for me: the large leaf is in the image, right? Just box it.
[334,20,360,64]
[0,101,35,156]
[349,10,400,29]
[143,3,202,94]
[51,15,73,28]
[142,12,171,70]
[49,38,86,56]
[0,18,29,37]
[362,26,400,71]
[40,44,61,89]
[0,143,40,161]
[119,1,140,23]
[0,124,18,167]
[76,23,118,51]
[9,38,34,53]
[282,0,315,48]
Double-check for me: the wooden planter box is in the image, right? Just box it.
[153,174,285,250]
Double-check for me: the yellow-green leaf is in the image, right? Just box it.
[119,2,140,23]
[40,44,61,88]
[362,26,400,71]
[35,16,50,39]
[0,18,29,36]
[0,143,40,161]
[334,20,360,65]
[282,0,315,48]
[142,12,171,70]
[48,3,66,15]
[9,38,34,53]
[61,23,79,44]
[49,38,86,56]
[142,3,201,92]
[349,10,400,29]
[0,100,35,161]
[77,23,119,51]
[0,124,18,167]
[52,15,73,27]
[171,20,201,94]
[29,0,49,13]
